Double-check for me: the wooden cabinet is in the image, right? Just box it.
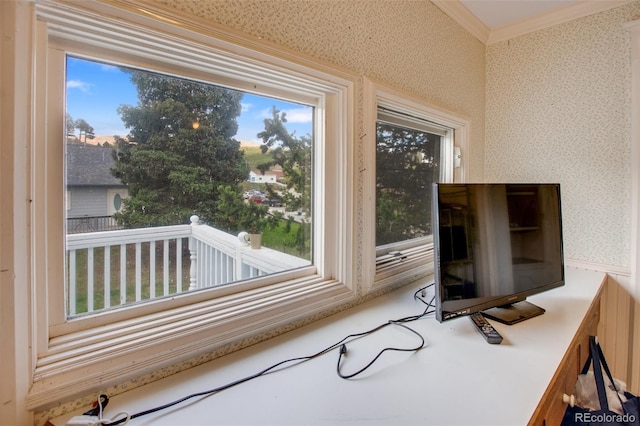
[529,294,602,425]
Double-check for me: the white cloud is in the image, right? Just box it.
[241,102,252,113]
[100,64,119,72]
[257,107,312,123]
[257,107,274,120]
[66,80,92,93]
[283,107,313,123]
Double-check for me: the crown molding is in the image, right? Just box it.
[431,0,490,44]
[433,0,636,45]
[488,0,635,44]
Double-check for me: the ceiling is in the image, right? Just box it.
[460,0,578,29]
[432,0,634,44]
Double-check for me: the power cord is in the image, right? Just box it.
[335,282,436,379]
[336,319,426,379]
[93,283,436,425]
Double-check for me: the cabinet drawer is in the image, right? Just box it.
[529,299,601,425]
[530,351,579,425]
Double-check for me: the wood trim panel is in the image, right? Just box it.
[625,17,640,394]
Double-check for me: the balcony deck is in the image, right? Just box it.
[66,215,309,316]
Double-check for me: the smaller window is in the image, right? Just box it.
[364,81,467,293]
[113,193,122,211]
[376,108,454,253]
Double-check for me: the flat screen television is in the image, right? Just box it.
[433,183,564,324]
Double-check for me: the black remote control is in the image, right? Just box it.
[469,313,503,344]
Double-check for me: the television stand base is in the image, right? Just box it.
[482,301,545,325]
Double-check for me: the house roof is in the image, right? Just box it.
[66,144,124,187]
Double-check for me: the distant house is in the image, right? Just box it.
[248,167,283,184]
[66,144,128,231]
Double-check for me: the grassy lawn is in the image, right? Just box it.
[262,220,309,259]
[241,144,268,170]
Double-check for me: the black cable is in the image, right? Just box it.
[104,326,385,425]
[413,282,435,306]
[334,284,436,379]
[103,282,436,425]
[335,319,426,379]
[103,345,338,425]
[333,283,436,379]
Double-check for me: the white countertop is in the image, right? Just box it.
[50,267,605,426]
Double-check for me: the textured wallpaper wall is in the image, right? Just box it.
[486,1,640,268]
[157,0,487,181]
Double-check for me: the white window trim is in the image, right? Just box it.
[26,0,357,410]
[361,78,470,294]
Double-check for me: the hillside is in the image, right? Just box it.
[241,143,270,171]
[70,136,269,171]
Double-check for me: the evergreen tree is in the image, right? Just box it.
[112,70,248,227]
[376,122,441,245]
[257,107,312,252]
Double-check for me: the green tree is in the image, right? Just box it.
[66,113,76,138]
[256,107,312,252]
[112,70,248,228]
[75,118,95,143]
[376,122,441,245]
[215,185,279,234]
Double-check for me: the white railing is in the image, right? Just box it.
[66,215,308,316]
[188,216,309,289]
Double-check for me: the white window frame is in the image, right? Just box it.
[26,0,356,410]
[362,79,470,293]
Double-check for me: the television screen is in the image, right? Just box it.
[433,183,564,324]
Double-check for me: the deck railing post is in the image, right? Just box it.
[189,215,199,291]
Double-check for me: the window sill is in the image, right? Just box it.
[28,277,355,411]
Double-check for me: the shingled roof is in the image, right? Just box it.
[66,144,125,187]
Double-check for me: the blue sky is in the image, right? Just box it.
[65,56,312,143]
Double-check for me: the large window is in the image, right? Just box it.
[64,56,313,317]
[28,1,355,410]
